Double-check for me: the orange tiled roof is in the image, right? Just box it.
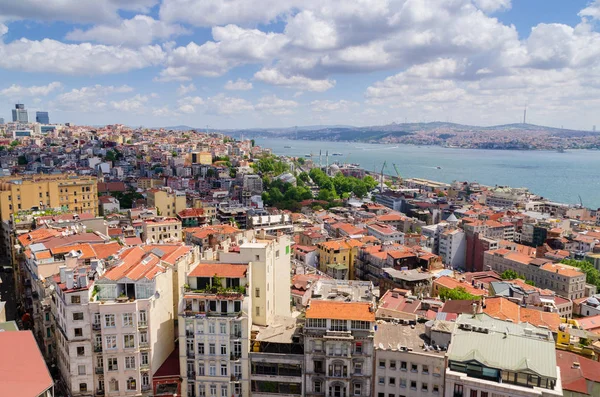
[306,300,375,322]
[189,263,248,278]
[483,296,560,331]
[434,276,487,296]
[540,263,584,278]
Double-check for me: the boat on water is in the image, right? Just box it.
[332,152,342,156]
[436,166,442,169]
[305,153,313,157]
[557,148,566,153]
[284,145,292,148]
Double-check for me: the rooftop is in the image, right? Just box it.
[306,300,375,322]
[310,279,377,303]
[189,263,248,278]
[374,322,445,356]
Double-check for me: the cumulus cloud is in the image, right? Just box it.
[0,0,157,24]
[224,79,253,91]
[205,93,254,115]
[255,95,299,115]
[54,85,134,112]
[310,99,359,113]
[66,15,190,47]
[110,94,149,113]
[177,96,205,114]
[177,83,196,96]
[0,82,62,97]
[579,0,600,20]
[0,38,165,75]
[254,68,335,92]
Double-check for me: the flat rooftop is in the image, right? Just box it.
[310,279,378,303]
[374,322,445,356]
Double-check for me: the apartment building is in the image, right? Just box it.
[438,228,466,269]
[303,282,376,397]
[374,322,445,397]
[147,188,186,217]
[179,263,250,397]
[317,239,358,281]
[484,249,586,299]
[445,313,562,397]
[0,174,99,222]
[142,217,182,243]
[366,222,405,244]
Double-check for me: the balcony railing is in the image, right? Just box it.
[92,323,101,330]
[230,331,242,339]
[187,371,196,378]
[141,385,151,392]
[187,350,195,358]
[230,353,242,361]
[95,367,104,374]
[94,344,103,352]
[96,389,105,396]
[139,341,150,349]
[140,363,150,371]
[231,374,242,382]
[138,322,148,329]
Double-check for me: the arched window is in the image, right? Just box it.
[127,377,137,391]
[142,372,150,386]
[109,379,119,392]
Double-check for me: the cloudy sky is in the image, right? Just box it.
[1,0,600,129]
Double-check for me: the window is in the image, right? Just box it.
[351,320,371,330]
[307,318,326,328]
[74,328,83,337]
[78,365,86,375]
[479,392,487,397]
[354,362,362,375]
[73,312,84,321]
[255,288,260,298]
[255,255,260,261]
[354,342,362,354]
[314,381,322,393]
[256,306,260,316]
[122,313,133,327]
[124,334,135,349]
[209,365,216,376]
[79,383,87,392]
[379,377,385,385]
[433,366,442,377]
[469,391,477,397]
[108,358,118,371]
[411,364,418,373]
[106,335,117,350]
[140,331,148,344]
[389,377,396,386]
[433,385,440,394]
[422,383,428,392]
[220,363,228,376]
[353,383,362,396]
[399,379,407,388]
[330,319,347,331]
[94,313,101,325]
[198,363,205,376]
[139,310,147,325]
[209,322,215,334]
[198,343,205,354]
[400,361,407,371]
[422,365,429,374]
[209,343,216,355]
[104,314,115,327]
[220,344,227,355]
[410,381,417,390]
[141,352,149,366]
[379,360,386,369]
[390,360,396,370]
[125,356,136,369]
[127,377,136,391]
[71,295,81,304]
[220,322,226,334]
[77,346,85,356]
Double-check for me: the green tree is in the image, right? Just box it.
[18,155,28,165]
[10,140,19,147]
[250,139,255,147]
[561,259,600,288]
[501,269,519,280]
[297,157,305,165]
[104,150,117,162]
[438,286,481,302]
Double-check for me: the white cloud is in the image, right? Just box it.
[254,68,335,92]
[310,99,358,113]
[0,37,165,75]
[65,15,190,47]
[159,0,295,27]
[110,94,149,113]
[0,0,157,24]
[177,96,205,114]
[224,78,253,91]
[473,0,512,13]
[255,95,298,115]
[54,85,134,112]
[0,82,62,97]
[177,83,196,96]
[153,106,173,117]
[205,94,254,115]
[579,0,600,20]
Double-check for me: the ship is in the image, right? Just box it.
[305,153,313,157]
[332,152,343,156]
[284,145,292,148]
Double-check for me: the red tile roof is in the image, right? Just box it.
[0,331,53,397]
[306,300,375,322]
[189,263,248,278]
[556,350,600,395]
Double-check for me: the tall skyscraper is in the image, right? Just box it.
[11,103,28,123]
[36,111,49,124]
[0,118,4,124]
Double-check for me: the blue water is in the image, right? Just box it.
[256,138,600,209]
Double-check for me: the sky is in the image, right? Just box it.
[1,0,600,130]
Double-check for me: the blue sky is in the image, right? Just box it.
[1,0,600,130]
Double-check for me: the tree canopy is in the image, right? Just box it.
[438,286,481,302]
[561,259,600,288]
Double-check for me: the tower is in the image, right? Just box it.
[523,108,527,124]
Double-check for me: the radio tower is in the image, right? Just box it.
[523,108,527,125]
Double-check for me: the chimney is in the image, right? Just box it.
[65,268,74,289]
[78,275,88,288]
[59,266,67,283]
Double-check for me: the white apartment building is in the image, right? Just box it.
[421,223,449,254]
[304,299,375,397]
[445,313,562,397]
[367,223,405,245]
[50,244,184,397]
[179,263,250,397]
[374,322,445,397]
[438,228,466,269]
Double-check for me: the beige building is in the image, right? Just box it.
[147,188,186,218]
[142,217,182,243]
[0,174,98,222]
[374,322,445,397]
[190,152,212,165]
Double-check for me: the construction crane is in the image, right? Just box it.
[392,163,402,185]
[380,161,387,193]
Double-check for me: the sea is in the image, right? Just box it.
[255,138,600,209]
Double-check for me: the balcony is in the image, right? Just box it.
[141,385,151,392]
[230,331,242,339]
[92,323,101,331]
[139,341,150,349]
[187,350,195,358]
[94,344,103,353]
[140,363,150,371]
[96,389,105,396]
[187,371,196,379]
[328,371,349,378]
[230,353,242,361]
[95,367,104,374]
[138,322,148,329]
[231,374,242,382]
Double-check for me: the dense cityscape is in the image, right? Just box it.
[1,106,600,397]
